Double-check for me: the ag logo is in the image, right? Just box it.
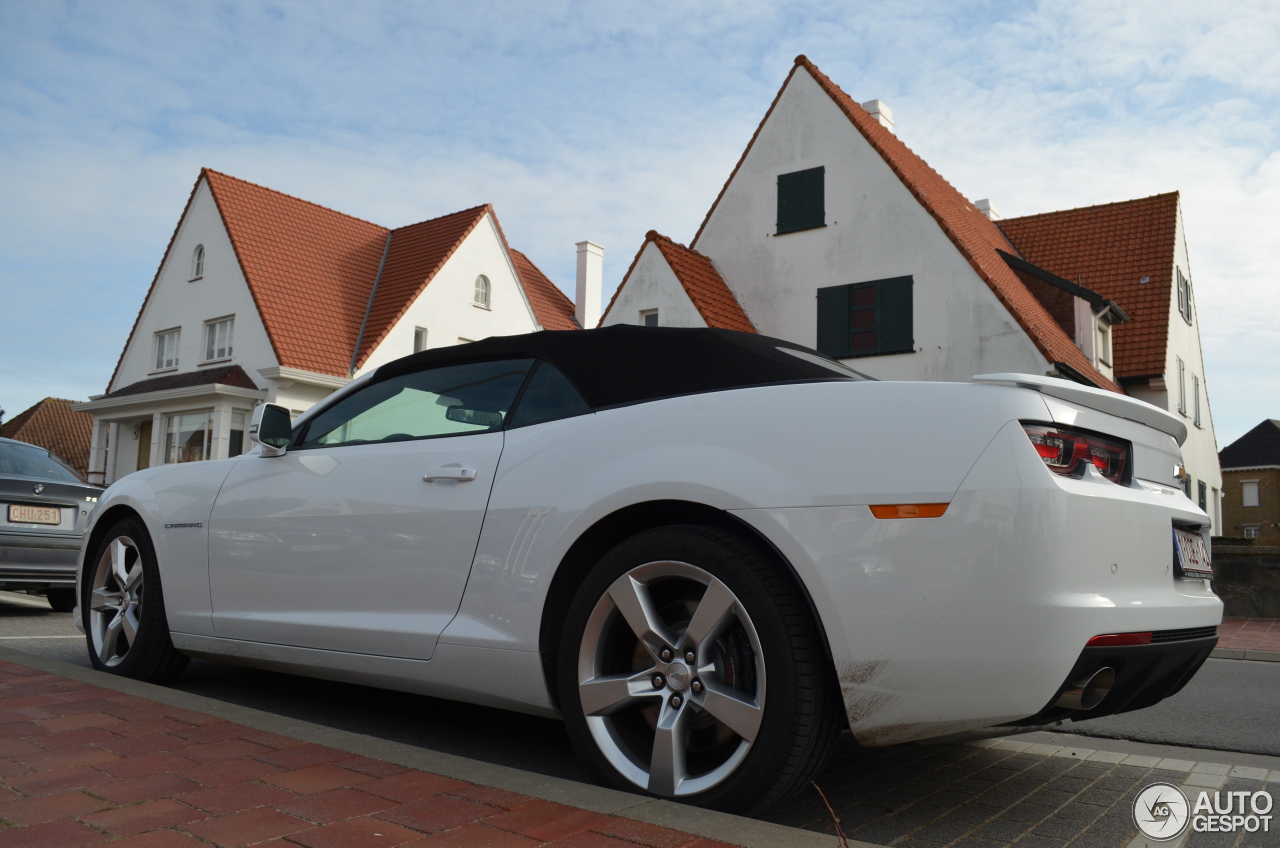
[1134,783,1190,841]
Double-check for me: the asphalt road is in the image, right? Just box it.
[3,590,1278,764]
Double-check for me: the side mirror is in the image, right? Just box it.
[249,403,292,457]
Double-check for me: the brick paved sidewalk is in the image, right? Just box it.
[1216,618,1280,653]
[0,660,738,848]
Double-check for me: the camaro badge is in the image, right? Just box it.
[164,522,204,529]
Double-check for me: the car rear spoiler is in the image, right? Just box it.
[972,373,1188,446]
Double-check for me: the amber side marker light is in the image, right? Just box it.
[1086,632,1153,647]
[869,503,949,519]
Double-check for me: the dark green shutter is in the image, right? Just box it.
[802,167,824,229]
[777,167,824,234]
[815,284,852,358]
[777,171,803,234]
[877,276,914,354]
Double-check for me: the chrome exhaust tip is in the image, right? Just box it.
[1055,667,1115,711]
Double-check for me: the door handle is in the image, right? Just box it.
[424,467,477,482]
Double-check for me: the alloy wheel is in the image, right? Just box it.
[576,560,766,797]
[89,535,144,667]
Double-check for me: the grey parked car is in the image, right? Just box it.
[0,437,102,611]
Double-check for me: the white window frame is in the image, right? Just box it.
[473,275,491,309]
[190,245,205,281]
[640,309,659,327]
[1177,357,1187,415]
[1242,480,1260,508]
[1177,268,1193,325]
[202,316,234,363]
[1242,525,1261,539]
[163,409,213,465]
[413,327,429,353]
[1096,321,1112,367]
[153,328,180,372]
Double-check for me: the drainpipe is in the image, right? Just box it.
[350,232,393,377]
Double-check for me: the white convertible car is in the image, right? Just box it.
[76,327,1221,814]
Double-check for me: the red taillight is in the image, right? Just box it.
[1087,632,1153,647]
[1022,423,1130,484]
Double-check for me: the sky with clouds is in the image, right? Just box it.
[1,1,1276,445]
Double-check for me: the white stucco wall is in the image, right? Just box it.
[1168,207,1222,526]
[357,214,540,373]
[690,68,1050,382]
[600,242,708,329]
[110,178,278,394]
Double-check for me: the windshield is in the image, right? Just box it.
[0,441,86,483]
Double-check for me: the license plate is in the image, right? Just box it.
[1174,528,1212,578]
[8,504,62,525]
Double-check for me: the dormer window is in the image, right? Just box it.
[191,245,205,280]
[474,275,491,309]
[1096,321,1111,367]
[203,316,234,362]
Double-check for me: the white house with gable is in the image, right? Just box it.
[76,169,579,486]
[603,55,1222,527]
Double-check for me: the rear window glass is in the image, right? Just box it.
[509,362,592,429]
[0,442,84,483]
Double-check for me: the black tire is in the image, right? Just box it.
[45,588,76,613]
[82,517,188,683]
[557,524,842,816]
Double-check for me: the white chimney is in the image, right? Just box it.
[860,99,894,133]
[575,240,604,329]
[975,199,1002,221]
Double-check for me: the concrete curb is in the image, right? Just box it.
[0,646,850,848]
[967,737,1280,785]
[1210,647,1280,663]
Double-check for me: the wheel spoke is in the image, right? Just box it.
[120,606,140,644]
[90,587,122,613]
[647,703,688,795]
[123,563,143,591]
[681,577,737,651]
[110,539,130,589]
[607,574,676,656]
[98,615,123,663]
[698,678,764,742]
[579,669,661,716]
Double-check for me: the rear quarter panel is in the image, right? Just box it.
[444,380,1051,654]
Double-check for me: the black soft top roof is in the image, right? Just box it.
[377,326,862,410]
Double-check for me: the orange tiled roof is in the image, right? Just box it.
[352,206,490,368]
[510,249,579,331]
[204,169,389,377]
[0,398,93,475]
[691,56,1118,392]
[600,232,756,332]
[1000,193,1179,380]
[110,170,559,388]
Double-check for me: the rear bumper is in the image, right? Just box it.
[1014,629,1218,725]
[0,531,80,588]
[734,420,1222,747]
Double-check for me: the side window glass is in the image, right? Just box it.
[298,359,533,449]
[509,361,592,429]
